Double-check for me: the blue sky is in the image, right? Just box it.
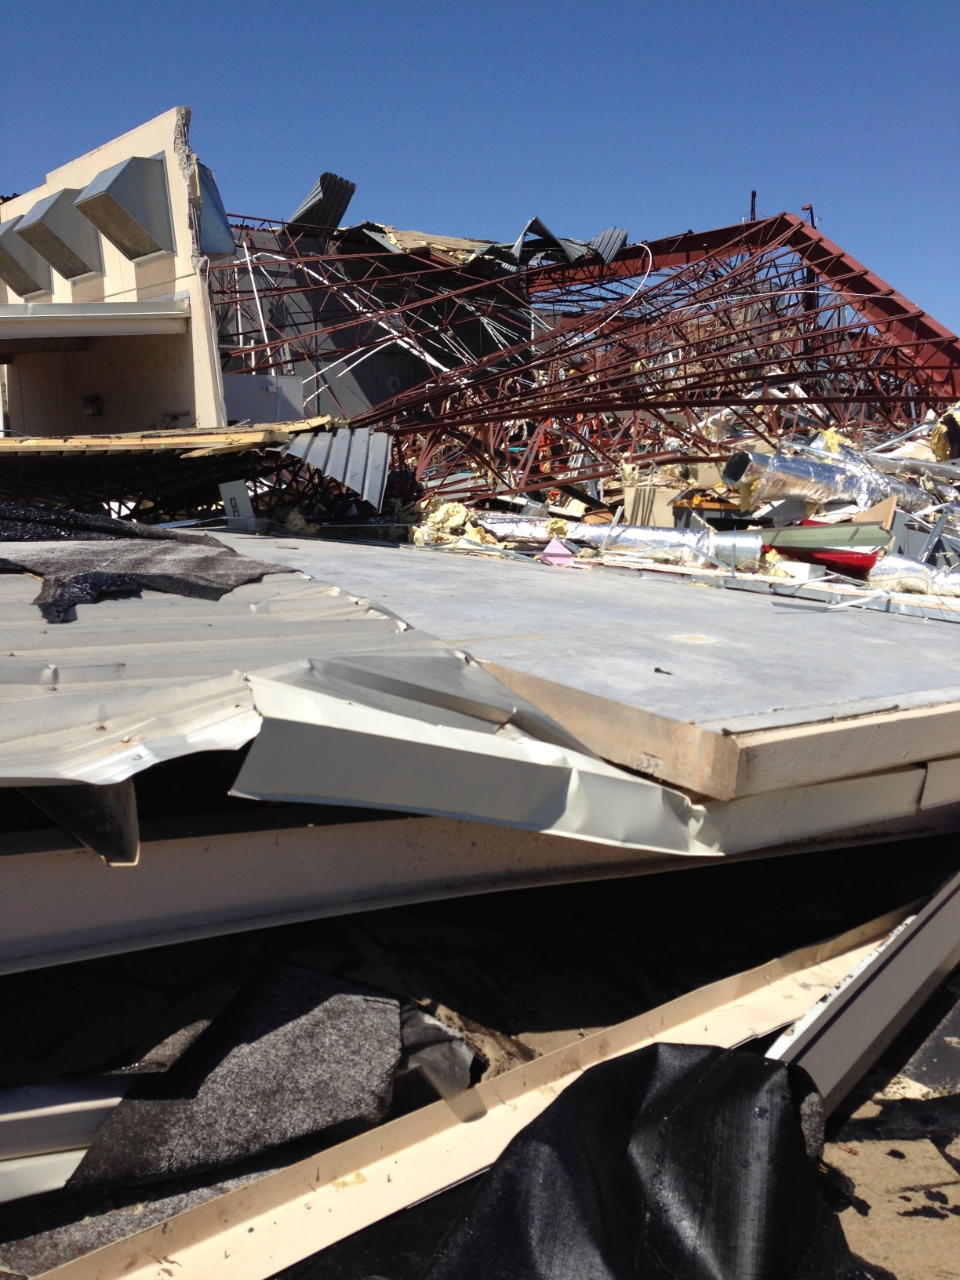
[2,1,958,328]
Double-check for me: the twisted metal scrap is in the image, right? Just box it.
[211,214,960,501]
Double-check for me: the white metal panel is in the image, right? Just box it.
[0,1080,130,1160]
[344,427,370,496]
[323,429,351,484]
[0,817,703,976]
[0,1148,86,1205]
[235,674,717,856]
[362,431,391,509]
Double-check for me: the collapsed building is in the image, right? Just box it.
[4,107,959,519]
[3,110,960,1280]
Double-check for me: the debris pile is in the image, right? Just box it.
[392,409,960,624]
[3,108,960,1280]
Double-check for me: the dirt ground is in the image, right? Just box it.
[822,973,960,1279]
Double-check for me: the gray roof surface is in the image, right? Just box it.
[216,534,960,730]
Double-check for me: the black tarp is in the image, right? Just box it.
[414,1043,864,1280]
[0,499,284,621]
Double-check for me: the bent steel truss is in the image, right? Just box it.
[210,213,960,501]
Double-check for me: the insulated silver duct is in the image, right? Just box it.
[723,449,929,514]
[868,554,960,597]
[476,517,763,571]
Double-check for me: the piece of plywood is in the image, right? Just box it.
[852,495,897,530]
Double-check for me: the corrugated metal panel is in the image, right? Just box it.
[344,426,370,494]
[287,428,391,511]
[324,429,351,484]
[287,173,357,231]
[588,227,629,264]
[0,570,402,786]
[362,432,391,507]
[304,431,335,471]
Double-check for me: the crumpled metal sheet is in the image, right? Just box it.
[231,662,933,859]
[476,517,762,570]
[0,570,406,786]
[232,665,721,858]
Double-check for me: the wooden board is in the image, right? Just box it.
[0,416,345,457]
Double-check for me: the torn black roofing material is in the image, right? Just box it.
[0,503,286,621]
[421,1042,854,1280]
[0,499,200,542]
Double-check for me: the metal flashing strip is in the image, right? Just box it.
[0,299,190,339]
[0,1149,87,1208]
[233,668,717,857]
[594,554,960,623]
[701,684,960,736]
[771,866,960,1112]
[29,906,908,1280]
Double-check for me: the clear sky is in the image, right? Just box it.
[2,1,958,328]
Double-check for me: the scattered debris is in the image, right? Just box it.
[2,108,960,1279]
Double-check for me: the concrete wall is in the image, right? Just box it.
[2,335,195,436]
[0,108,227,434]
